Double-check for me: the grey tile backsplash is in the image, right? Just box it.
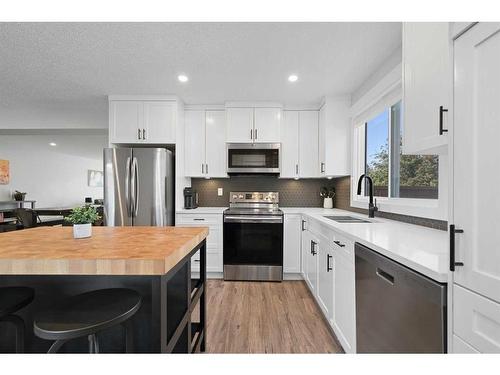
[190,175,447,231]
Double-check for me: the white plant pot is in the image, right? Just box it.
[73,223,92,239]
[323,197,333,209]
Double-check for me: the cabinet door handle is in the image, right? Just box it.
[301,220,306,231]
[311,240,317,255]
[439,106,448,135]
[333,240,345,248]
[450,224,464,271]
[296,164,299,175]
[193,218,205,221]
[138,128,142,140]
[202,164,204,174]
[327,254,333,272]
[206,163,208,174]
[321,162,325,173]
[255,129,258,140]
[142,128,146,140]
[250,129,253,140]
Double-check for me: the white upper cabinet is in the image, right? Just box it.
[318,97,350,176]
[109,97,178,144]
[280,111,300,178]
[280,110,319,178]
[109,101,143,144]
[254,107,281,143]
[185,109,227,178]
[402,22,451,155]
[143,101,176,143]
[453,23,500,304]
[205,111,227,178]
[226,105,282,143]
[226,108,254,142]
[298,111,319,178]
[184,110,206,177]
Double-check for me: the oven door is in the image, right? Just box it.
[223,215,283,281]
[227,143,280,174]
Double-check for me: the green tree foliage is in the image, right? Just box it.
[367,141,438,188]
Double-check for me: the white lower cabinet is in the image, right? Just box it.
[300,215,357,353]
[317,236,334,322]
[283,214,302,273]
[176,213,223,273]
[453,284,500,353]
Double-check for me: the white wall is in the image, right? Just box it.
[0,132,107,208]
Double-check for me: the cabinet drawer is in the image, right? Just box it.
[176,214,221,225]
[331,231,354,262]
[453,284,500,353]
[191,251,222,273]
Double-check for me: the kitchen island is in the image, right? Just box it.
[0,226,208,353]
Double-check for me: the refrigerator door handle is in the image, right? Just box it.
[125,157,131,217]
[133,157,139,217]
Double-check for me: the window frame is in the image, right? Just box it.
[350,95,447,221]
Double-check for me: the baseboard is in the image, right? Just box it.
[283,273,304,281]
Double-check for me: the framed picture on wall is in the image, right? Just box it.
[88,170,103,187]
[0,160,9,185]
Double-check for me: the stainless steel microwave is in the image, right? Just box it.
[227,143,280,174]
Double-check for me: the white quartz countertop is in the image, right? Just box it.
[282,207,449,283]
[176,207,227,214]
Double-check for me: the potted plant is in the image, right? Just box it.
[320,186,336,209]
[65,206,101,239]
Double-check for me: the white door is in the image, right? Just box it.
[226,108,254,142]
[453,23,500,303]
[298,111,319,177]
[205,110,227,178]
[402,22,450,154]
[254,108,281,143]
[283,214,301,273]
[184,110,206,177]
[318,105,326,175]
[333,249,356,353]
[143,101,176,143]
[317,241,334,321]
[109,101,143,143]
[280,111,299,178]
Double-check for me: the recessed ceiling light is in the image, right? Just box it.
[49,142,57,147]
[178,74,189,83]
[288,74,298,83]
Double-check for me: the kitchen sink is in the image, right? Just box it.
[323,215,372,223]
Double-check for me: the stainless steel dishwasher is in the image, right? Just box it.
[355,242,447,353]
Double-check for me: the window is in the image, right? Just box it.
[361,101,439,199]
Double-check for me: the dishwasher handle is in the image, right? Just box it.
[376,268,395,285]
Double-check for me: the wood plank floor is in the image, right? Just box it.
[203,279,343,353]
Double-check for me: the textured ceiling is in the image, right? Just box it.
[0,22,401,128]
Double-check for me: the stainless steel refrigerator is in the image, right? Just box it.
[103,148,174,226]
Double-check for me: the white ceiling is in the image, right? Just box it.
[0,22,401,129]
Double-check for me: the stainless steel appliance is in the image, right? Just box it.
[226,143,280,174]
[103,148,174,226]
[223,192,283,281]
[183,187,198,209]
[355,242,446,353]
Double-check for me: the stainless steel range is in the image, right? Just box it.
[223,192,283,282]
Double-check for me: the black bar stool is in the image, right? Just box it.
[34,288,142,353]
[0,286,35,353]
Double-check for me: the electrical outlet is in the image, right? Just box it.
[217,188,223,196]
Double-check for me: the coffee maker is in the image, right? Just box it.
[183,187,199,209]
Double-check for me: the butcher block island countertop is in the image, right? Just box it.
[0,226,209,275]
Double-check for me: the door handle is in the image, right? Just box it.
[138,128,141,140]
[142,128,146,140]
[439,106,448,135]
[255,129,258,140]
[206,163,208,175]
[250,129,253,140]
[301,220,306,231]
[311,240,317,255]
[125,157,131,216]
[376,268,395,285]
[296,164,299,175]
[450,224,464,271]
[202,163,205,174]
[321,162,325,173]
[327,254,333,272]
[333,240,345,248]
[131,157,139,217]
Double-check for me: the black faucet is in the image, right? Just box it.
[357,174,378,218]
